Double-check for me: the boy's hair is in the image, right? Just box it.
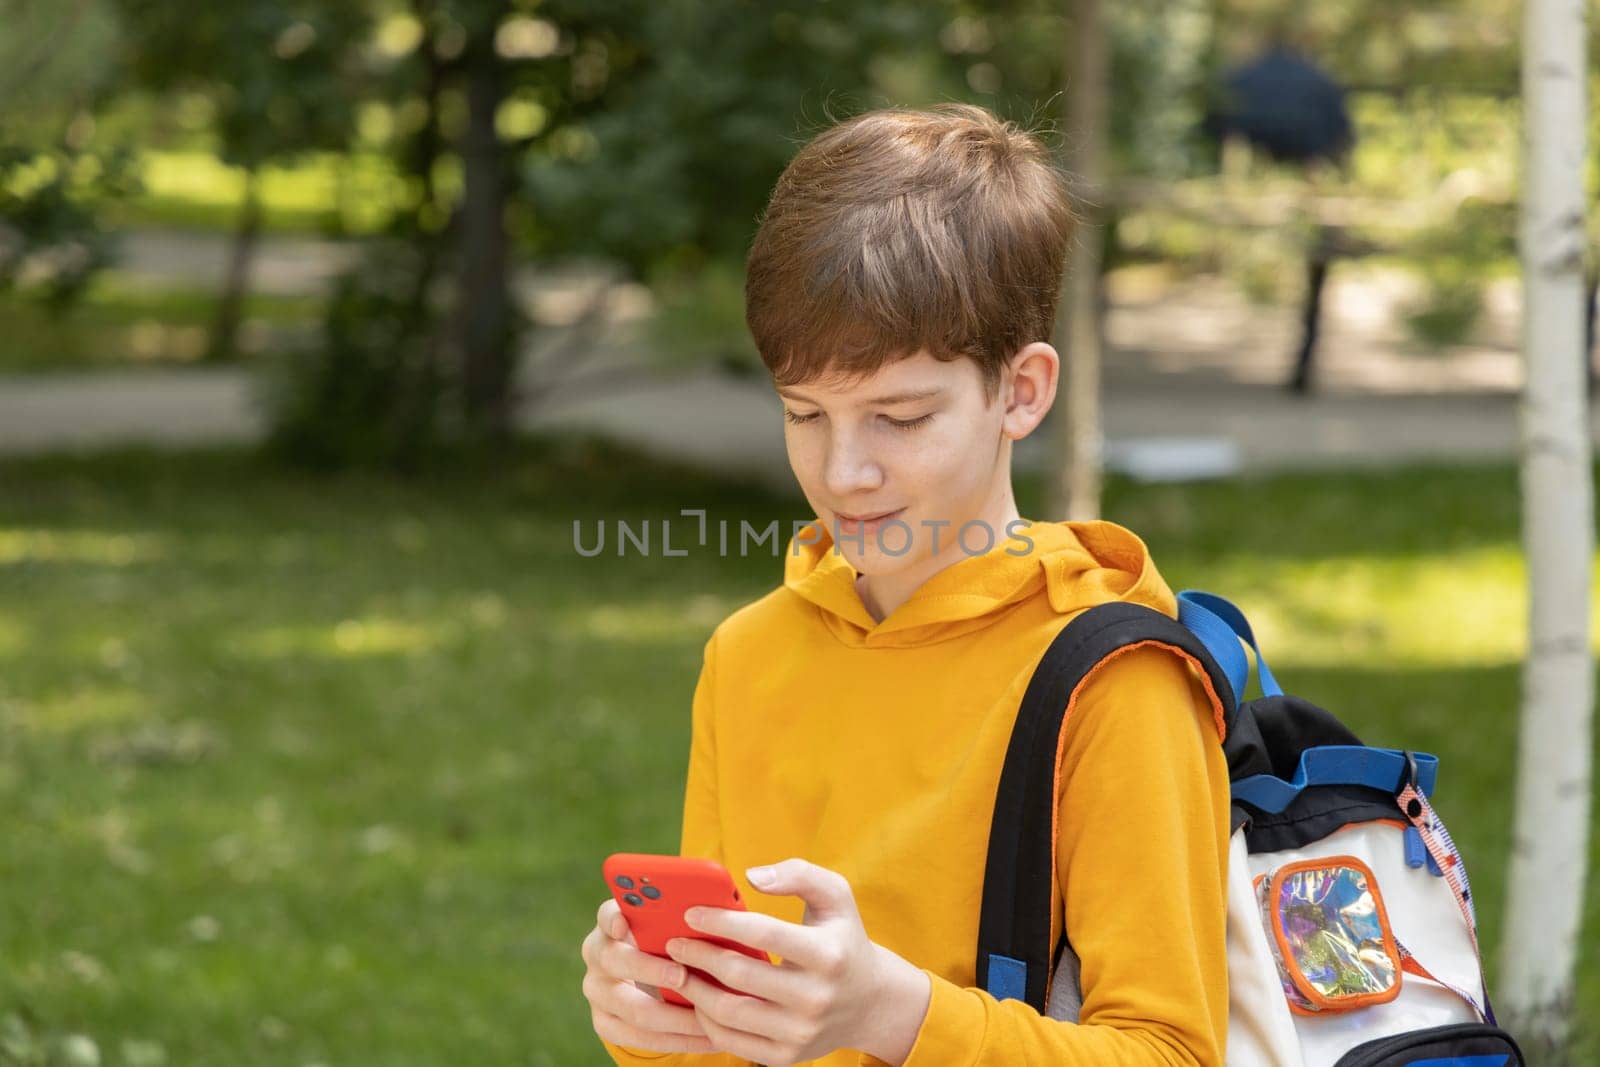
[745,103,1077,401]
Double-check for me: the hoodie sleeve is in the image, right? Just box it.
[866,644,1231,1067]
[600,631,755,1067]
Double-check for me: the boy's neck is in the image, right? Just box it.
[854,490,1024,624]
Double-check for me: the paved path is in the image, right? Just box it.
[5,231,1597,487]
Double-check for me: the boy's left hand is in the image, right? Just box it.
[663,857,928,1066]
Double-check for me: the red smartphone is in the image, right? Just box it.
[603,853,772,1008]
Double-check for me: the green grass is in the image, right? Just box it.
[111,150,406,237]
[0,275,321,373]
[0,445,1596,1063]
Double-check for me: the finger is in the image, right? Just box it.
[581,924,605,969]
[590,975,710,1038]
[744,858,854,921]
[680,979,786,1063]
[683,906,824,968]
[597,898,636,945]
[601,937,690,991]
[592,1006,720,1055]
[666,936,807,1004]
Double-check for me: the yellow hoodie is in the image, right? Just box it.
[603,519,1230,1066]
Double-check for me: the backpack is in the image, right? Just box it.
[977,591,1525,1066]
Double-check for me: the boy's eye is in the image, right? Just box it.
[782,408,820,425]
[885,413,934,431]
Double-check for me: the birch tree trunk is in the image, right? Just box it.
[1501,0,1593,1053]
[1050,0,1108,522]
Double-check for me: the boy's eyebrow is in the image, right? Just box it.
[778,387,947,405]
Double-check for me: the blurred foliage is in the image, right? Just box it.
[0,0,123,118]
[0,1,137,305]
[648,259,762,377]
[1402,199,1516,349]
[521,0,1230,274]
[109,0,370,171]
[0,142,139,305]
[521,1,949,274]
[1205,0,1522,95]
[1405,280,1483,349]
[0,0,1591,417]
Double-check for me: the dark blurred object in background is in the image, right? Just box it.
[1202,46,1353,165]
[1201,45,1356,394]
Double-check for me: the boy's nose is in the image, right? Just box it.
[821,433,884,497]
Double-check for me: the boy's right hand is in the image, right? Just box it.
[582,897,718,1054]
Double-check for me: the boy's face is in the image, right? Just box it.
[778,349,1039,579]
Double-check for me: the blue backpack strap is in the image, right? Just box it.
[1177,590,1284,699]
[1178,592,1447,821]
[977,602,1236,1011]
[1231,745,1439,814]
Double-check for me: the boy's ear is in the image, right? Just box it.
[1002,342,1060,440]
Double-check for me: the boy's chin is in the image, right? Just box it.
[837,543,924,577]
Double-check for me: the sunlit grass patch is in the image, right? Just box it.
[116,150,406,236]
[226,616,448,661]
[17,685,149,735]
[0,275,321,373]
[568,594,731,643]
[0,528,169,566]
[1195,546,1539,670]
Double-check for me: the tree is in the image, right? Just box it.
[0,0,134,305]
[113,0,369,360]
[1050,0,1109,521]
[1501,0,1593,1055]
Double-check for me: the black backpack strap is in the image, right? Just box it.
[975,601,1237,1013]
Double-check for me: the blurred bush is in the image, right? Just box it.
[648,259,762,378]
[0,0,136,306]
[262,238,458,470]
[1402,198,1515,349]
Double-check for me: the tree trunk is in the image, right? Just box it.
[206,167,262,362]
[1289,241,1330,394]
[1049,0,1109,521]
[386,0,450,465]
[454,11,513,438]
[1501,0,1593,1054]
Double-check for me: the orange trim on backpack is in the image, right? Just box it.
[1402,954,1439,985]
[1043,638,1232,1000]
[1267,855,1402,1014]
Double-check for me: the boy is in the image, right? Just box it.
[579,104,1230,1065]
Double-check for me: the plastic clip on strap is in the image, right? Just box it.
[1176,590,1284,701]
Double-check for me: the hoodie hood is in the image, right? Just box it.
[782,518,1175,649]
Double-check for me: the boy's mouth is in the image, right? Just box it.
[834,507,906,535]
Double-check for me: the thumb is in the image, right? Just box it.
[745,858,855,921]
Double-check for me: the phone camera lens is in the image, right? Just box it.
[623,893,644,907]
[641,886,662,900]
[614,876,635,889]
